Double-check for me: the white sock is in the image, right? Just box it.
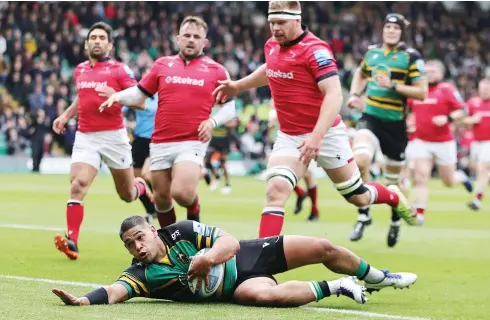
[362,266,386,284]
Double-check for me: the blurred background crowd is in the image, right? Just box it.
[0,1,489,173]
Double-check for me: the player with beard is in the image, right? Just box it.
[214,2,414,239]
[408,60,472,225]
[347,14,428,247]
[51,22,153,260]
[466,78,490,211]
[100,16,236,228]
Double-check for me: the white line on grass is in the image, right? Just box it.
[0,223,65,231]
[0,275,431,320]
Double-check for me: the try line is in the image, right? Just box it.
[0,275,431,320]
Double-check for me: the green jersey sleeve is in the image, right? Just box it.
[407,49,425,83]
[116,263,150,298]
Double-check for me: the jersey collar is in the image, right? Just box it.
[281,24,308,47]
[178,52,205,65]
[90,56,110,68]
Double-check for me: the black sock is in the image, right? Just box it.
[204,173,211,185]
[139,193,155,214]
[318,281,332,297]
[391,207,401,222]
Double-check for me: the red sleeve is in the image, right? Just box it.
[306,43,338,83]
[138,61,160,97]
[216,64,231,83]
[117,64,138,89]
[444,85,466,112]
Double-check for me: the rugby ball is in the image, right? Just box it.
[188,248,225,298]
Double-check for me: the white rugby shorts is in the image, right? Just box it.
[271,122,353,170]
[71,128,132,170]
[150,140,209,171]
[470,140,490,163]
[410,139,457,166]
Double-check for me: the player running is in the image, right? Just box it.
[347,13,428,247]
[52,215,417,307]
[214,1,414,238]
[465,78,490,211]
[268,100,320,221]
[99,16,236,228]
[203,113,237,194]
[122,76,158,223]
[408,60,472,225]
[51,22,153,260]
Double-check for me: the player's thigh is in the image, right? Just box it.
[233,277,277,306]
[269,130,309,179]
[151,168,173,199]
[171,161,202,193]
[413,157,433,183]
[71,131,103,174]
[353,116,380,163]
[282,235,336,270]
[99,129,133,171]
[140,157,151,182]
[109,167,136,199]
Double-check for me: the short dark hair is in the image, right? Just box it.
[87,21,113,42]
[180,16,208,34]
[119,215,148,239]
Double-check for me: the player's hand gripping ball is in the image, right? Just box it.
[187,249,225,298]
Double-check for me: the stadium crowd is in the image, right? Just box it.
[0,1,489,173]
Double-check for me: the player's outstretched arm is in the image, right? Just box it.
[52,283,130,306]
[213,64,268,100]
[99,86,147,112]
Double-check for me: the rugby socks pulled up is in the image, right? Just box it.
[66,200,84,244]
[366,182,399,207]
[354,259,386,283]
[308,280,338,302]
[186,195,200,218]
[294,186,305,198]
[156,206,176,228]
[308,185,319,216]
[259,206,284,238]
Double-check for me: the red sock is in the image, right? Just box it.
[134,180,147,200]
[187,195,200,217]
[294,186,305,197]
[259,207,284,238]
[366,182,399,207]
[66,201,84,244]
[308,186,319,216]
[416,207,425,216]
[156,207,176,228]
[476,193,483,201]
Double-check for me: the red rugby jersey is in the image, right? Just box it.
[467,97,490,141]
[409,82,465,142]
[264,27,342,136]
[138,55,230,143]
[74,58,137,132]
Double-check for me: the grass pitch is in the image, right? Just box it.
[0,174,489,320]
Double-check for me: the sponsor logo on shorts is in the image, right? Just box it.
[266,69,294,79]
[165,76,204,86]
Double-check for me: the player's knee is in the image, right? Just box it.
[312,238,340,261]
[118,188,134,203]
[171,187,194,207]
[333,169,370,206]
[70,179,89,198]
[413,168,430,185]
[264,166,298,203]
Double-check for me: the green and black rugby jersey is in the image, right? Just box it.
[211,108,230,139]
[116,221,237,302]
[359,43,425,121]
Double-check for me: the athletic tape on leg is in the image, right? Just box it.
[265,166,298,189]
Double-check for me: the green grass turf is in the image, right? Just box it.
[0,174,489,320]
